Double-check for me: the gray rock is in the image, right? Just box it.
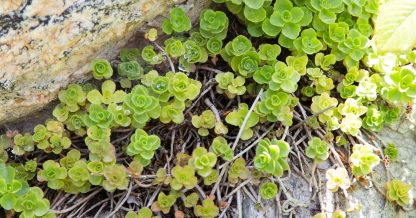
[0,0,210,124]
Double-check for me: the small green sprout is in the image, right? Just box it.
[37,134,71,154]
[306,137,329,163]
[126,129,161,166]
[270,61,301,93]
[125,208,153,218]
[384,143,398,160]
[225,103,260,140]
[362,106,384,132]
[356,78,378,101]
[188,147,217,177]
[338,84,357,99]
[206,37,223,55]
[37,160,67,190]
[65,113,86,134]
[350,144,380,176]
[13,133,35,156]
[14,187,50,218]
[253,65,274,85]
[153,168,171,186]
[210,136,233,161]
[380,105,401,125]
[120,48,140,62]
[102,164,129,192]
[118,61,144,81]
[67,160,90,188]
[385,179,412,208]
[184,192,199,208]
[155,192,176,214]
[60,149,81,169]
[229,35,252,57]
[86,125,111,142]
[256,90,293,126]
[84,104,113,129]
[58,84,86,112]
[259,182,278,200]
[108,103,131,127]
[203,170,219,186]
[382,67,416,105]
[231,51,260,77]
[325,167,351,192]
[293,28,323,55]
[164,38,185,58]
[192,110,216,136]
[181,40,208,65]
[170,165,198,190]
[338,29,368,62]
[258,44,281,62]
[315,53,337,71]
[0,164,29,210]
[199,9,229,40]
[194,199,219,218]
[286,55,308,75]
[254,139,290,177]
[162,7,191,34]
[160,100,186,124]
[91,59,113,80]
[228,158,249,184]
[52,104,69,122]
[141,45,163,65]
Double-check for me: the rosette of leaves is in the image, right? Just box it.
[120,48,140,62]
[293,28,323,55]
[384,143,398,161]
[181,40,208,68]
[65,113,86,135]
[315,53,337,71]
[141,71,171,102]
[362,106,384,132]
[382,67,416,105]
[87,80,126,105]
[203,170,219,186]
[286,55,308,75]
[385,179,412,208]
[84,104,113,129]
[60,149,81,169]
[254,139,290,177]
[356,78,378,101]
[188,147,217,177]
[14,187,50,218]
[340,114,363,136]
[184,192,199,208]
[269,61,301,93]
[231,51,260,77]
[194,199,219,218]
[311,92,338,123]
[87,141,116,164]
[126,129,161,166]
[160,100,186,124]
[228,35,252,57]
[325,167,351,192]
[199,9,229,40]
[206,37,223,55]
[58,84,86,112]
[256,90,293,126]
[86,161,104,186]
[153,168,171,186]
[380,104,400,125]
[118,61,144,81]
[337,98,367,135]
[259,182,278,200]
[91,59,113,80]
[337,84,357,99]
[123,85,161,128]
[190,32,207,46]
[258,44,281,62]
[306,137,329,163]
[108,103,131,127]
[86,125,111,142]
[324,22,349,48]
[170,165,198,190]
[0,164,30,210]
[215,72,246,98]
[37,160,67,190]
[225,103,260,140]
[162,7,191,34]
[102,164,129,192]
[67,160,90,192]
[310,0,344,24]
[313,76,335,94]
[155,192,176,214]
[164,38,185,58]
[37,134,71,154]
[167,72,202,101]
[192,110,216,136]
[228,158,249,184]
[125,208,153,218]
[52,104,69,122]
[342,67,368,85]
[338,29,368,63]
[253,65,275,85]
[13,133,35,156]
[141,45,163,65]
[350,144,380,176]
[210,136,233,161]
[270,0,312,39]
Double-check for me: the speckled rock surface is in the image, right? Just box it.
[0,0,210,124]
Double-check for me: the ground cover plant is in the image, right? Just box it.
[1,0,416,217]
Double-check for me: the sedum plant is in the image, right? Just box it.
[155,192,176,214]
[14,187,50,218]
[120,48,140,62]
[194,199,219,218]
[382,67,416,105]
[228,158,249,184]
[199,9,229,40]
[350,144,380,176]
[270,61,301,93]
[192,110,216,136]
[102,164,129,192]
[215,72,246,98]
[188,147,217,177]
[256,90,294,126]
[170,165,198,190]
[385,179,412,208]
[210,136,233,161]
[184,192,199,208]
[126,129,161,166]
[162,7,192,34]
[13,133,35,155]
[225,103,260,140]
[306,137,329,163]
[91,59,113,80]
[37,160,67,190]
[259,182,278,200]
[125,208,153,218]
[254,139,290,177]
[325,167,351,192]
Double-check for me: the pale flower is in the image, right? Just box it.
[326,167,351,192]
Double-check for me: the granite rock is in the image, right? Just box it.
[0,0,210,124]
